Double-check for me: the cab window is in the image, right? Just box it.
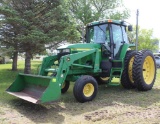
[88,24,110,43]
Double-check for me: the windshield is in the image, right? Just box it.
[88,24,109,43]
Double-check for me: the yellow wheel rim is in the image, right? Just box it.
[100,77,110,81]
[128,56,134,83]
[143,56,155,85]
[62,82,65,89]
[83,83,94,97]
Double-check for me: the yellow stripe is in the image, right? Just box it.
[71,48,101,52]
[71,48,91,51]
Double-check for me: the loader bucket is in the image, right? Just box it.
[6,73,61,104]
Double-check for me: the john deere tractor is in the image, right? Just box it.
[6,19,157,104]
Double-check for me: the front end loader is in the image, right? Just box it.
[7,44,102,103]
[6,19,157,104]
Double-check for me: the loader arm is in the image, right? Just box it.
[38,55,58,76]
[55,48,100,88]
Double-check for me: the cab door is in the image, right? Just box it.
[111,24,126,58]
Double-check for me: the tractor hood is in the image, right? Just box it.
[57,43,101,51]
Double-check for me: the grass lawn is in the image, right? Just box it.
[0,61,160,124]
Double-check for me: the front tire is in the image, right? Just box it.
[73,75,98,103]
[133,50,156,91]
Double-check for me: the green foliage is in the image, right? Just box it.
[128,26,159,52]
[138,29,159,51]
[68,0,130,25]
[0,0,80,53]
[0,0,80,72]
[67,0,129,38]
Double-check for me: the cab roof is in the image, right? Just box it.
[87,19,127,27]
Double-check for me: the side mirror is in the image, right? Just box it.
[128,25,133,31]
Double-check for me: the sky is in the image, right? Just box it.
[123,0,160,39]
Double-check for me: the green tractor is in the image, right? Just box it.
[6,19,157,104]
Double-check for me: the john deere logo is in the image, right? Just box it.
[52,78,56,82]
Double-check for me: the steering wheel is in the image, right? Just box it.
[101,43,112,56]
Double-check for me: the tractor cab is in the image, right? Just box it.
[86,19,132,59]
[85,20,135,82]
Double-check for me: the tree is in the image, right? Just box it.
[0,0,80,73]
[0,11,20,70]
[68,0,129,25]
[138,29,159,52]
[128,27,159,52]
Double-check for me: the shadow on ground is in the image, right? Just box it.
[9,99,65,124]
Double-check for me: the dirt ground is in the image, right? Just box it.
[1,85,160,124]
[1,100,160,124]
[1,69,160,124]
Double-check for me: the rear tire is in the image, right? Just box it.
[73,75,98,103]
[94,76,109,85]
[133,50,156,91]
[121,50,137,89]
